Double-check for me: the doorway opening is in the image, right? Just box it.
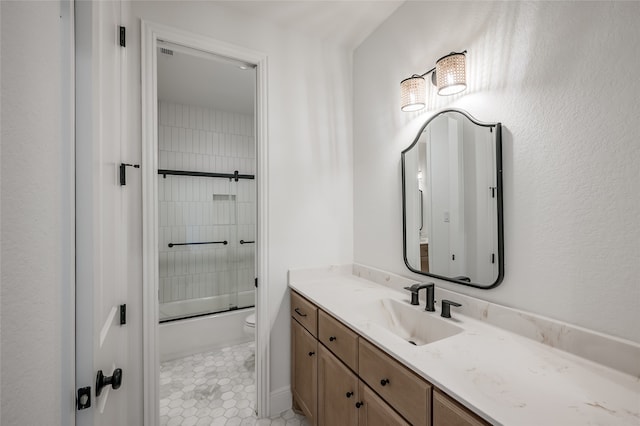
[156,39,257,422]
[141,22,270,426]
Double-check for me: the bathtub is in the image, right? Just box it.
[159,290,255,361]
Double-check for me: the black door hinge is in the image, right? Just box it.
[452,254,456,261]
[490,187,496,198]
[119,26,126,47]
[491,253,495,264]
[77,386,91,410]
[120,304,126,325]
[120,163,140,186]
[255,277,258,288]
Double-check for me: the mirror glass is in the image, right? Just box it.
[402,109,503,288]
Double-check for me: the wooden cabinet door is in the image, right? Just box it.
[358,381,410,426]
[292,318,318,424]
[433,389,489,426]
[318,345,359,426]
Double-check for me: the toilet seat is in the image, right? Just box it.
[244,313,256,328]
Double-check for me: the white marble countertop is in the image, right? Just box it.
[289,268,640,425]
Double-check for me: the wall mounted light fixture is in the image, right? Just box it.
[400,50,467,112]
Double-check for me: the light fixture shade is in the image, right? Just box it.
[400,75,426,112]
[435,52,466,96]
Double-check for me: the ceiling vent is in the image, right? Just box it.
[160,48,173,56]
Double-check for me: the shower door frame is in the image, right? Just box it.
[141,21,270,425]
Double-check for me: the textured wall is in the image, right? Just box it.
[354,1,640,343]
[1,1,63,424]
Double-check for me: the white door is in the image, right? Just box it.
[76,1,130,424]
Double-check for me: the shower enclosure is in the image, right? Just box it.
[157,164,256,322]
[155,42,257,323]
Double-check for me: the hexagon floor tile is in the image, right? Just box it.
[160,341,309,426]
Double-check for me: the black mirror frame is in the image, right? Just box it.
[401,108,504,289]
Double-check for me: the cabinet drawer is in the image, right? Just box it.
[318,310,359,371]
[359,339,431,426]
[433,389,489,426]
[291,291,318,337]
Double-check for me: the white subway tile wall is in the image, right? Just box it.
[158,101,256,312]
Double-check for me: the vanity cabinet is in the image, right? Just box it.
[291,290,488,426]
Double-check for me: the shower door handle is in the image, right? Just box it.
[240,240,255,245]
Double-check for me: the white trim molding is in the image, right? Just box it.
[61,0,75,423]
[270,386,292,417]
[141,20,270,425]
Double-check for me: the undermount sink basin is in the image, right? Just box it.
[358,298,463,346]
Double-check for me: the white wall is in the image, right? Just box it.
[354,1,640,343]
[129,0,354,415]
[0,1,69,424]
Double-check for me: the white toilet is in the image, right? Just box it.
[243,313,256,337]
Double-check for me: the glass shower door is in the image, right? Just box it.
[158,175,239,322]
[210,179,239,314]
[234,178,256,310]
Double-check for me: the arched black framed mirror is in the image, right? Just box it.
[401,109,504,288]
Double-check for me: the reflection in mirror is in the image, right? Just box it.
[402,109,503,288]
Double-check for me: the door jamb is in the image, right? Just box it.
[62,0,76,423]
[140,21,270,426]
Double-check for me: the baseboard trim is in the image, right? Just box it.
[269,386,292,417]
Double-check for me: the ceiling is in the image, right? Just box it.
[220,1,405,49]
[157,1,405,114]
[157,43,256,115]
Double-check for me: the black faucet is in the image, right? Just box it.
[403,283,436,312]
[440,300,462,318]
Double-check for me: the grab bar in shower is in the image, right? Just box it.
[168,240,228,248]
[239,240,255,245]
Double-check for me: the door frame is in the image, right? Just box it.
[141,21,270,425]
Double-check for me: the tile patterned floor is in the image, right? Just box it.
[160,341,309,426]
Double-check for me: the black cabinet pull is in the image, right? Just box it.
[346,391,353,398]
[294,308,307,317]
[329,336,336,342]
[380,378,390,386]
[355,402,363,408]
[308,351,315,356]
